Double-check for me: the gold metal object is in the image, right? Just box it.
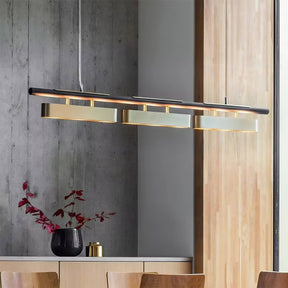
[41,103,117,123]
[122,110,191,128]
[194,115,258,132]
[88,242,103,257]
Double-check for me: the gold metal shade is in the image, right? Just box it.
[194,115,258,132]
[41,103,117,123]
[122,110,191,128]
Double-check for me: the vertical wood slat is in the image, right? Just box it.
[227,1,273,288]
[194,1,273,288]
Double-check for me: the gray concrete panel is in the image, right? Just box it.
[0,0,138,256]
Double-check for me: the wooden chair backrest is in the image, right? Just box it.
[257,271,288,288]
[1,272,59,288]
[107,272,151,288]
[140,273,205,288]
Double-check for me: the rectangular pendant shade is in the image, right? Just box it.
[194,115,258,132]
[122,110,191,128]
[41,103,117,123]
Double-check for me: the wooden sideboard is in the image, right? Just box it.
[0,257,192,288]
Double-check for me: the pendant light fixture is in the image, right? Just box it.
[30,87,269,130]
[39,0,117,124]
[191,1,261,133]
[29,1,269,131]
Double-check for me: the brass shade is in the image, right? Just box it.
[41,103,117,123]
[194,115,258,132]
[122,110,191,128]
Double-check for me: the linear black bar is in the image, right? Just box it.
[29,87,270,115]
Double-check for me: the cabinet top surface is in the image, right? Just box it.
[0,257,192,262]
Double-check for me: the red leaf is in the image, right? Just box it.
[46,225,52,233]
[66,221,72,227]
[26,206,39,214]
[47,223,55,233]
[75,197,85,201]
[39,213,48,221]
[100,217,104,222]
[53,209,64,218]
[101,211,105,216]
[26,192,34,198]
[18,198,29,207]
[68,212,76,218]
[55,224,61,230]
[22,182,28,191]
[64,202,75,208]
[75,223,85,229]
[76,190,83,196]
[35,219,44,224]
[64,190,76,200]
[31,211,40,216]
[76,214,85,223]
[108,212,116,216]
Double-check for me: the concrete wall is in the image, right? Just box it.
[138,0,195,256]
[279,0,288,271]
[0,0,138,256]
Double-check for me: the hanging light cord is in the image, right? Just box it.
[78,0,84,92]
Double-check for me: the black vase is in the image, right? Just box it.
[51,228,83,256]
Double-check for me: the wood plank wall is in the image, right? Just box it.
[194,1,274,288]
[0,0,138,256]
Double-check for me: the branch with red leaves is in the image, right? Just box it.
[18,182,60,233]
[18,182,116,233]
